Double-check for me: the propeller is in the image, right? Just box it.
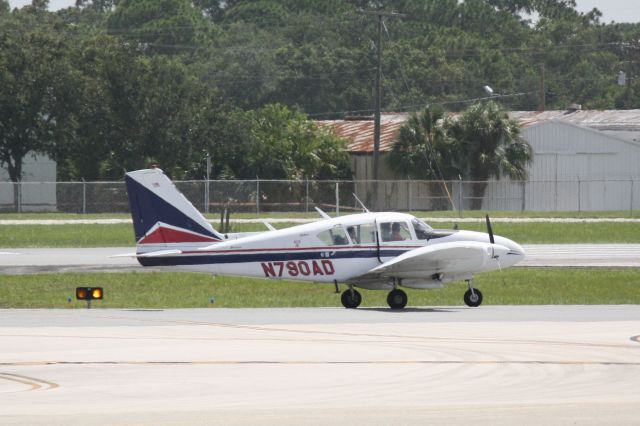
[485,214,495,244]
[486,214,507,286]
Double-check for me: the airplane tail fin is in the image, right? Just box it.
[124,168,224,248]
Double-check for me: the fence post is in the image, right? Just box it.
[335,182,339,216]
[305,179,309,212]
[205,154,211,215]
[458,178,463,216]
[520,181,526,212]
[204,179,210,215]
[17,181,22,213]
[82,179,86,214]
[577,178,581,213]
[256,178,260,215]
[408,180,412,212]
[630,179,634,216]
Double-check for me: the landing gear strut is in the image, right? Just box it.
[464,280,483,307]
[387,289,408,310]
[341,287,362,309]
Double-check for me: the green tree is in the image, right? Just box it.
[0,8,79,209]
[388,106,458,180]
[107,0,213,54]
[241,104,351,180]
[63,34,229,181]
[447,101,532,209]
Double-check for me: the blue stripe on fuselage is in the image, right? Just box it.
[137,248,410,267]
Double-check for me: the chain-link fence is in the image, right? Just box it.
[0,178,638,213]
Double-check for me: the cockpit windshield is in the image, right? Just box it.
[411,218,433,240]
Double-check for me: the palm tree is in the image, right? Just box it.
[447,101,532,209]
[388,105,458,180]
[388,106,459,209]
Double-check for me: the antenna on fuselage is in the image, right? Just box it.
[353,193,370,213]
[315,206,331,219]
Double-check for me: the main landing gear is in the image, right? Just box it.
[464,280,483,307]
[341,287,362,309]
[340,287,409,310]
[387,289,408,310]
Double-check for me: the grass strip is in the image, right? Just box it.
[1,268,638,309]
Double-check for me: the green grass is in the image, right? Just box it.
[1,221,639,247]
[1,268,639,309]
[431,222,640,244]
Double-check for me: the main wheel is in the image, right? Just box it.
[387,289,408,310]
[341,289,362,309]
[463,288,483,307]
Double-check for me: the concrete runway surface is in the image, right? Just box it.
[1,306,639,425]
[2,244,640,274]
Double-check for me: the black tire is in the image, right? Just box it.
[464,288,483,307]
[341,289,362,309]
[387,289,408,310]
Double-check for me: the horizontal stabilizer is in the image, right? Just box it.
[137,249,183,258]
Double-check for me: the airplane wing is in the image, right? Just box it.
[354,241,508,281]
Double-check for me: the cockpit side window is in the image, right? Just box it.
[412,218,433,240]
[380,221,412,242]
[316,225,350,246]
[344,223,376,245]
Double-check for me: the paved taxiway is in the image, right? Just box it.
[1,306,639,425]
[2,244,640,274]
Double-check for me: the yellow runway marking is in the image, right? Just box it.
[0,372,59,392]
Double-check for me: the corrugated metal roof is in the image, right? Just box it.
[510,110,640,130]
[317,114,408,153]
[318,110,640,153]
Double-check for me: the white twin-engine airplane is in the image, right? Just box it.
[125,168,525,309]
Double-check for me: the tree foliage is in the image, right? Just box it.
[1,0,640,187]
[391,101,532,208]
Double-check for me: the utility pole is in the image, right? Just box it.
[538,63,546,111]
[361,10,405,181]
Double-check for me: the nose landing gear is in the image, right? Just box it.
[464,280,483,307]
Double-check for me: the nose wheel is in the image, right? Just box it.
[463,287,483,307]
[341,288,362,309]
[387,289,408,309]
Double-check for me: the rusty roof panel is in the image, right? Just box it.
[317,114,408,153]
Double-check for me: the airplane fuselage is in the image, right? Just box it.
[136,212,524,286]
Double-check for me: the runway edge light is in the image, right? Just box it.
[76,287,104,301]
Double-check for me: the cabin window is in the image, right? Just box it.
[412,219,433,240]
[316,225,349,246]
[379,221,411,242]
[345,223,376,244]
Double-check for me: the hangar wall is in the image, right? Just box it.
[0,153,57,212]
